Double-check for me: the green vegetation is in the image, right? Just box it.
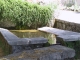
[0,0,56,29]
[65,41,80,59]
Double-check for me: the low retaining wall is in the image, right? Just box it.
[54,19,80,32]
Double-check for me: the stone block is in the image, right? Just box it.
[0,45,75,60]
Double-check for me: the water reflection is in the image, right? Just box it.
[11,30,56,45]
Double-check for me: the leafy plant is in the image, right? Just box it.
[0,0,56,29]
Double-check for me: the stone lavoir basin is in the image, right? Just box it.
[0,30,75,60]
[0,30,56,56]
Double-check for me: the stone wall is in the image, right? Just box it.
[0,20,16,28]
[54,19,80,32]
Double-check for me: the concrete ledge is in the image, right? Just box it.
[0,45,75,60]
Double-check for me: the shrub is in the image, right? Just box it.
[0,0,56,29]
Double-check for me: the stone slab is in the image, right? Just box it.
[57,35,80,41]
[38,27,80,41]
[0,28,48,45]
[29,37,48,44]
[0,45,75,60]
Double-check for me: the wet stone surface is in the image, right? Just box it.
[0,45,75,60]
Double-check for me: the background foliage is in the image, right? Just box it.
[65,41,80,59]
[0,0,56,29]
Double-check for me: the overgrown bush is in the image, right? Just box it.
[0,0,56,29]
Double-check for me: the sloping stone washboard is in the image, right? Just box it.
[38,27,80,41]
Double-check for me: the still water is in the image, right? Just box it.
[11,30,56,45]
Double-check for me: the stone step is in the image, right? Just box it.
[0,45,75,60]
[38,27,80,41]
